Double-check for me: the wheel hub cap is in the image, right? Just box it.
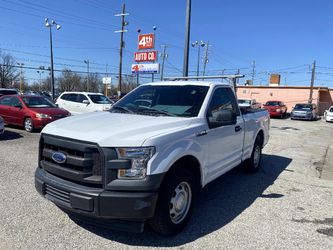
[169,182,192,224]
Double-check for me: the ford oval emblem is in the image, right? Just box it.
[52,152,67,164]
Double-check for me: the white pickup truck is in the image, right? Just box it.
[35,81,269,235]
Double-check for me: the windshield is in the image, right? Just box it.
[329,107,333,112]
[87,94,112,104]
[238,99,251,104]
[22,96,57,108]
[294,104,312,110]
[265,101,280,106]
[111,85,209,117]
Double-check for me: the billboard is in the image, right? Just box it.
[131,63,160,74]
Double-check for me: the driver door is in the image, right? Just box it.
[205,87,243,182]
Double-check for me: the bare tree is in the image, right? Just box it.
[88,73,101,93]
[0,51,19,88]
[58,69,82,92]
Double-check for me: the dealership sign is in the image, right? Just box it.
[132,63,160,74]
[134,50,157,62]
[138,33,155,50]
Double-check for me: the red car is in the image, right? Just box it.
[263,100,288,118]
[0,95,70,132]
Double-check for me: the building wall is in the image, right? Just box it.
[236,86,330,114]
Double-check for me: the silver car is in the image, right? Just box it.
[0,115,4,136]
[290,103,317,120]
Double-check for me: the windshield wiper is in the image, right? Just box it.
[111,106,134,114]
[136,107,177,117]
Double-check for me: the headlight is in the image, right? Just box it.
[36,113,51,119]
[116,147,155,179]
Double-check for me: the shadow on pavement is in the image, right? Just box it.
[0,130,23,141]
[70,154,292,246]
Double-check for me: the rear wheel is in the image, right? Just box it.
[243,136,262,173]
[24,117,34,132]
[148,168,197,236]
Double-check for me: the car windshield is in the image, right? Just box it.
[111,85,209,117]
[87,94,112,104]
[22,96,57,108]
[294,104,312,110]
[238,99,251,104]
[329,107,333,112]
[265,101,280,106]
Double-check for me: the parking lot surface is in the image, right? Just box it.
[0,118,333,249]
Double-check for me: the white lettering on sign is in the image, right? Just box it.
[138,33,155,50]
[134,51,157,62]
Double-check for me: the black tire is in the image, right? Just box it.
[243,136,262,173]
[148,168,197,236]
[24,117,34,132]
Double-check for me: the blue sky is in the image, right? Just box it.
[0,0,333,87]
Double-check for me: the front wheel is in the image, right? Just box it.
[24,117,34,132]
[148,168,197,236]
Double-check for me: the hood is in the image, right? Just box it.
[30,107,69,115]
[42,112,193,147]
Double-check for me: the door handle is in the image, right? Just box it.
[235,126,242,132]
[196,130,207,137]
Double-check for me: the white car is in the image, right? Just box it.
[56,92,113,115]
[0,115,4,136]
[238,98,261,109]
[325,106,333,122]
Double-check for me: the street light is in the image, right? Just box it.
[45,18,61,100]
[84,60,90,91]
[191,41,206,79]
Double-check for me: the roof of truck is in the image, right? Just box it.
[143,81,230,87]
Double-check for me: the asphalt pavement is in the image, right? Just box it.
[0,119,332,249]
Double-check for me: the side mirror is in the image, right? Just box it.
[82,100,90,105]
[208,109,236,128]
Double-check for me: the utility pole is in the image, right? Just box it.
[308,60,316,104]
[221,69,225,82]
[17,62,24,94]
[84,60,90,92]
[105,64,108,97]
[183,0,191,77]
[232,69,240,93]
[251,60,256,85]
[36,69,44,91]
[115,3,129,96]
[160,45,168,81]
[152,25,157,82]
[202,41,209,77]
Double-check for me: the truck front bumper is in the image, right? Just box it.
[35,168,159,232]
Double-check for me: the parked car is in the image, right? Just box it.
[238,98,261,109]
[263,100,287,118]
[56,92,113,115]
[0,88,19,97]
[325,106,333,122]
[0,95,70,132]
[290,103,317,120]
[0,115,4,136]
[35,81,270,235]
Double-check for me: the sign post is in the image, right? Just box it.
[102,77,112,96]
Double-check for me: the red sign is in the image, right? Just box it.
[138,33,155,50]
[134,51,157,62]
